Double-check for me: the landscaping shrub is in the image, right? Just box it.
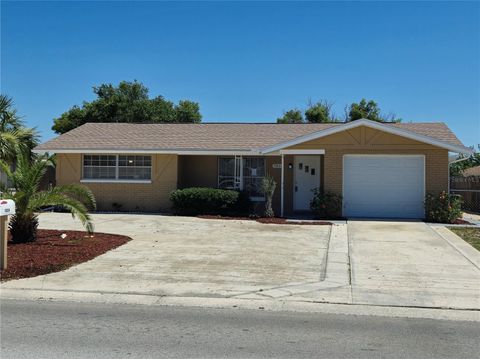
[425,191,463,223]
[170,187,251,216]
[260,176,277,218]
[310,189,342,219]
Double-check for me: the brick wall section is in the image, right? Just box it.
[288,126,449,199]
[323,149,448,195]
[56,153,178,212]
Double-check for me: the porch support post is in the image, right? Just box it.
[281,154,284,217]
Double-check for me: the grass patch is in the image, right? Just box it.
[448,227,480,251]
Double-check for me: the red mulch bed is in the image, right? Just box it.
[0,229,131,282]
[197,215,331,225]
[452,218,475,225]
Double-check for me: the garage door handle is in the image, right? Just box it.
[295,186,298,192]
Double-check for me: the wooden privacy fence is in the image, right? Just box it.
[450,176,480,213]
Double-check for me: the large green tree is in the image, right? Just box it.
[52,81,202,134]
[305,100,338,123]
[276,109,304,124]
[345,98,401,122]
[277,98,402,124]
[0,95,39,162]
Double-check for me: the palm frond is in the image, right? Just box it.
[29,192,94,233]
[51,184,97,210]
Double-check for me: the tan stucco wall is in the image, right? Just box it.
[286,126,449,199]
[56,153,178,212]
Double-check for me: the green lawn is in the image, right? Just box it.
[449,227,480,251]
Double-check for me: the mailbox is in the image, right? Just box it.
[0,199,15,216]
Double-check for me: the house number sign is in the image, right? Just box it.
[272,163,282,169]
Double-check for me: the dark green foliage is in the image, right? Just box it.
[310,189,343,218]
[450,147,479,176]
[425,191,463,224]
[276,109,304,124]
[276,98,400,124]
[52,81,202,134]
[0,94,39,162]
[9,213,39,243]
[236,190,253,216]
[346,98,401,123]
[260,176,276,217]
[305,100,337,123]
[170,187,251,216]
[1,150,96,243]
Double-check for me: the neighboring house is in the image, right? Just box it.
[461,165,480,177]
[33,119,472,219]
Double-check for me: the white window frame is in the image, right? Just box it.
[81,154,152,183]
[217,156,266,201]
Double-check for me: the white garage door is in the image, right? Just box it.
[343,155,425,218]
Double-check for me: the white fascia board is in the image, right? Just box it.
[279,149,325,155]
[260,119,473,155]
[32,148,271,156]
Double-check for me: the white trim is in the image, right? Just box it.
[260,119,473,155]
[80,179,152,184]
[342,154,426,218]
[33,148,271,156]
[279,149,325,155]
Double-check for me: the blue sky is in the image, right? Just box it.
[1,1,479,146]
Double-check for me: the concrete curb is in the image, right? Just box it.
[430,226,480,269]
[1,288,478,322]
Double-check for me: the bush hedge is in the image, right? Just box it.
[310,188,342,219]
[425,191,462,223]
[170,187,251,216]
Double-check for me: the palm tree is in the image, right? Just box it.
[0,150,96,243]
[260,175,277,218]
[0,94,39,162]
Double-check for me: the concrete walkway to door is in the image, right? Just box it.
[348,220,480,310]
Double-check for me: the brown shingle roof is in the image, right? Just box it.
[35,122,465,152]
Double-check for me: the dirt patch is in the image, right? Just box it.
[0,230,131,282]
[197,215,331,225]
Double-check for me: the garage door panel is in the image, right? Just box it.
[343,155,425,218]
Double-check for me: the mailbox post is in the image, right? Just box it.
[0,199,15,270]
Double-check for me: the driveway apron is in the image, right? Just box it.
[348,220,480,309]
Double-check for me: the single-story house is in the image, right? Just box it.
[34,119,472,218]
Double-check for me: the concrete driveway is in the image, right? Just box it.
[2,213,330,298]
[349,220,480,309]
[2,214,479,311]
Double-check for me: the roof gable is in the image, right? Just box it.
[260,119,472,154]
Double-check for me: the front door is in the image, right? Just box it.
[294,155,320,211]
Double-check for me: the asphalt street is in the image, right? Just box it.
[1,300,478,359]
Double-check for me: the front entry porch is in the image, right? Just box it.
[279,150,325,217]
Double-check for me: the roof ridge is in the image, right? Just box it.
[80,121,447,126]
